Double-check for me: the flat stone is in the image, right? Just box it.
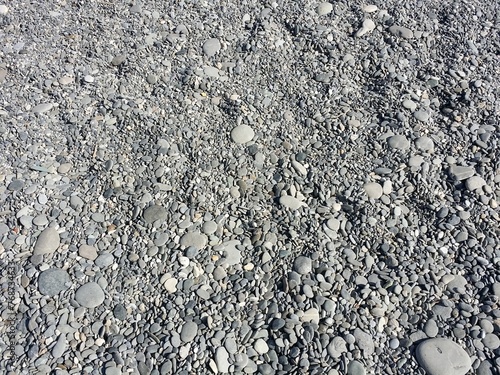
[356,19,376,37]
[33,103,54,114]
[95,253,114,268]
[254,339,269,354]
[293,256,312,275]
[327,336,347,359]
[415,136,435,152]
[75,282,105,308]
[388,135,410,150]
[414,110,431,122]
[38,268,70,296]
[231,124,255,144]
[0,5,9,15]
[353,328,374,355]
[180,232,207,250]
[279,195,306,210]
[222,239,241,266]
[79,244,98,260]
[416,338,471,375]
[449,165,475,181]
[424,319,439,337]
[51,333,66,358]
[363,182,383,199]
[201,220,217,235]
[347,360,366,375]
[203,38,221,57]
[389,25,414,39]
[363,5,378,13]
[317,2,333,16]
[34,228,60,255]
[113,304,127,320]
[482,333,500,350]
[301,308,320,324]
[215,347,230,373]
[403,99,417,110]
[465,176,486,191]
[143,205,168,223]
[7,179,24,191]
[180,321,198,342]
[111,54,127,66]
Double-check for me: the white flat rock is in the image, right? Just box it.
[231,124,255,144]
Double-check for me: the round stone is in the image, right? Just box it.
[465,176,486,191]
[180,321,198,342]
[33,227,60,255]
[38,269,70,296]
[202,220,218,235]
[79,244,98,260]
[317,2,333,15]
[363,182,383,199]
[414,110,431,122]
[0,5,9,15]
[415,136,435,152]
[143,205,168,223]
[279,195,306,210]
[293,256,312,275]
[113,304,127,320]
[327,337,347,359]
[416,338,471,375]
[203,38,221,57]
[254,339,269,355]
[230,125,255,144]
[111,54,127,66]
[482,333,500,350]
[347,360,366,375]
[7,179,24,191]
[180,232,207,250]
[388,135,410,150]
[75,282,105,308]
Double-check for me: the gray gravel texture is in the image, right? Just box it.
[0,0,499,374]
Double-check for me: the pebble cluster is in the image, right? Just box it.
[0,0,499,374]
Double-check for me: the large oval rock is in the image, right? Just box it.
[38,268,71,296]
[143,205,168,223]
[416,338,471,375]
[34,228,60,255]
[230,125,255,144]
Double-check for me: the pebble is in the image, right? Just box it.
[388,135,410,150]
[95,253,114,268]
[215,347,230,373]
[75,282,105,308]
[180,232,207,250]
[414,110,431,122]
[201,220,217,235]
[356,19,376,37]
[293,256,312,275]
[465,176,486,191]
[0,4,8,14]
[143,205,168,223]
[113,304,127,320]
[327,337,347,358]
[203,38,221,57]
[33,227,60,255]
[415,136,434,152]
[38,268,71,296]
[32,103,54,114]
[424,319,439,337]
[363,182,383,199]
[79,244,98,260]
[7,179,24,191]
[254,338,269,354]
[279,195,306,210]
[347,360,366,375]
[301,308,320,324]
[416,338,471,375]
[353,328,374,355]
[482,333,500,350]
[111,54,127,66]
[449,166,475,181]
[230,124,255,144]
[51,333,66,358]
[363,4,378,12]
[389,25,414,39]
[180,321,198,342]
[317,2,333,16]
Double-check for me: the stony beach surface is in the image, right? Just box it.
[0,1,499,374]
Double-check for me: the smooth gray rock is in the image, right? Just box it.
[203,38,221,57]
[51,333,66,358]
[363,182,383,199]
[449,165,475,181]
[180,321,198,342]
[415,136,435,152]
[327,336,347,359]
[79,244,98,260]
[215,347,230,373]
[317,2,333,15]
[347,360,366,375]
[7,179,24,191]
[230,124,255,144]
[414,110,431,122]
[388,135,410,150]
[75,282,105,308]
[95,253,114,268]
[389,25,413,38]
[279,195,306,210]
[111,54,127,66]
[143,205,168,223]
[180,232,207,250]
[201,220,217,235]
[33,103,54,114]
[353,328,374,355]
[465,176,486,191]
[416,338,471,375]
[293,256,312,275]
[34,228,60,255]
[38,268,70,296]
[482,333,500,350]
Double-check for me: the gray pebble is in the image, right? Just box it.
[482,333,500,350]
[79,244,98,260]
[327,336,347,359]
[38,268,71,296]
[75,282,105,308]
[202,220,217,235]
[416,338,471,375]
[389,25,413,39]
[415,136,434,152]
[388,135,410,150]
[424,319,439,337]
[180,232,207,250]
[51,333,66,358]
[230,124,255,144]
[32,103,54,114]
[353,328,374,355]
[180,321,198,342]
[347,360,366,375]
[215,347,230,373]
[203,38,221,57]
[7,179,24,191]
[113,304,127,320]
[465,176,486,191]
[317,2,333,16]
[33,227,60,255]
[111,54,127,66]
[414,110,431,122]
[95,253,114,268]
[143,205,168,223]
[449,165,475,181]
[363,182,383,199]
[293,256,312,275]
[279,195,306,210]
